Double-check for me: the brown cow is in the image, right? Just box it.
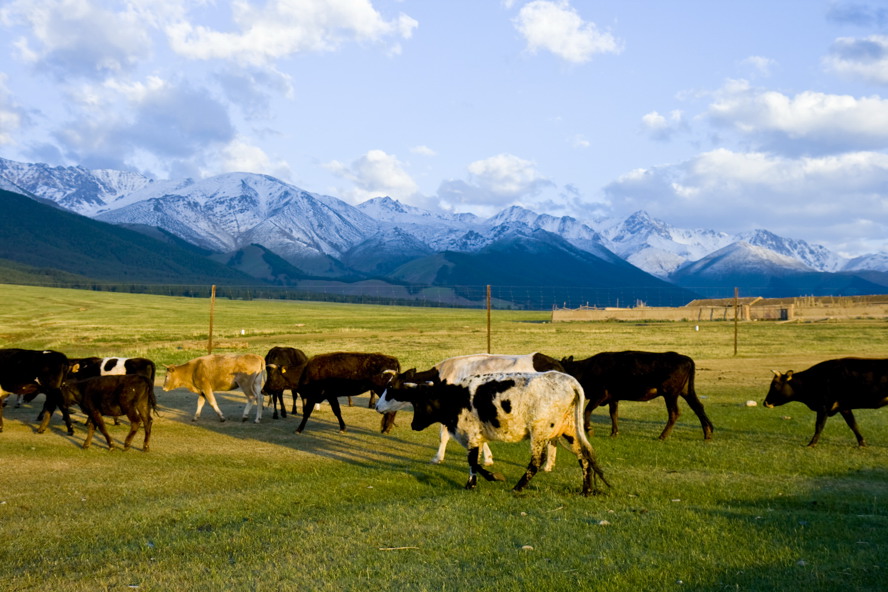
[61,375,157,451]
[163,354,267,423]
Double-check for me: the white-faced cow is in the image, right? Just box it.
[561,351,713,440]
[263,346,309,419]
[163,354,266,423]
[295,352,400,434]
[375,370,609,495]
[61,375,157,451]
[765,358,888,447]
[394,352,564,466]
[0,348,74,435]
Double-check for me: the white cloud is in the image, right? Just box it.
[325,149,419,202]
[604,149,888,250]
[0,0,152,80]
[706,80,888,153]
[467,153,551,197]
[641,110,686,141]
[166,0,418,65]
[740,55,776,77]
[513,0,621,64]
[0,74,25,145]
[216,138,292,180]
[824,35,888,84]
[410,145,436,156]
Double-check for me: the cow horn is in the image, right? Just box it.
[771,370,780,377]
[382,369,398,376]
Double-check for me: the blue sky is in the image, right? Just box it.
[2,1,888,257]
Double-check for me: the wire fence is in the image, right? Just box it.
[12,279,793,311]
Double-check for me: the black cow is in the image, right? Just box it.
[0,348,74,435]
[61,375,157,451]
[561,351,713,440]
[68,357,156,424]
[263,346,309,419]
[765,358,888,447]
[295,352,400,434]
[375,370,609,495]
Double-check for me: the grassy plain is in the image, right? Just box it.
[0,284,886,591]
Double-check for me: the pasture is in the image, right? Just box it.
[1,284,886,591]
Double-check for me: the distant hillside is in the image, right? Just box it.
[0,188,259,285]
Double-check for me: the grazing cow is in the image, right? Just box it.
[396,352,564,466]
[0,348,74,435]
[764,358,888,447]
[295,352,400,434]
[375,371,609,495]
[60,375,157,451]
[163,354,267,423]
[263,346,309,419]
[561,351,713,440]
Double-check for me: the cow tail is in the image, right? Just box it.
[686,358,696,397]
[574,383,610,489]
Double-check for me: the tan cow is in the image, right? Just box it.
[163,354,267,423]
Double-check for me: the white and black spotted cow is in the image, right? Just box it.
[391,352,564,467]
[376,370,609,495]
[69,357,157,384]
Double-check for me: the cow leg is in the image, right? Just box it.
[683,393,714,440]
[513,439,547,492]
[36,393,74,435]
[91,412,114,450]
[432,424,450,464]
[839,409,867,447]
[347,396,353,407]
[241,394,254,422]
[658,395,681,440]
[0,394,5,432]
[82,417,96,449]
[563,431,610,496]
[380,411,396,434]
[253,383,263,423]
[542,441,558,472]
[202,390,226,422]
[608,401,620,437]
[808,410,829,447]
[295,394,320,433]
[123,412,141,450]
[328,396,347,433]
[466,446,505,490]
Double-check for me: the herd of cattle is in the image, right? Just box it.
[2,346,887,495]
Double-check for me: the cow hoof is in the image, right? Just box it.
[67,429,75,436]
[242,417,248,423]
[430,457,444,465]
[492,472,506,482]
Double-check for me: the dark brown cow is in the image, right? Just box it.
[561,351,713,440]
[263,346,309,419]
[0,348,74,435]
[765,358,888,446]
[60,375,157,451]
[295,352,400,434]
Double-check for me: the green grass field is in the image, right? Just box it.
[1,284,886,591]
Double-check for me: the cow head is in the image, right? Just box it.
[59,380,82,406]
[763,370,794,408]
[374,369,424,414]
[162,365,182,391]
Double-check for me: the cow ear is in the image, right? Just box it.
[404,382,419,389]
[785,371,793,381]
[71,363,80,373]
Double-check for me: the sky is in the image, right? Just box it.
[2,1,888,258]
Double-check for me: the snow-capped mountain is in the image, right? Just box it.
[0,157,151,215]
[1,156,881,296]
[599,210,734,277]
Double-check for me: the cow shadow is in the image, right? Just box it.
[154,387,474,484]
